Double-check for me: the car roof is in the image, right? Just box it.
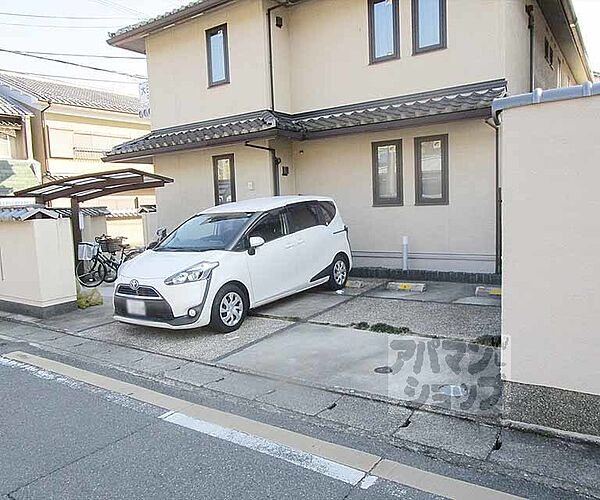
[200,195,334,214]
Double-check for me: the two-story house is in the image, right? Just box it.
[0,73,154,210]
[0,93,40,199]
[104,0,592,274]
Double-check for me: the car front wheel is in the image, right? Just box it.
[209,283,248,333]
[327,256,348,290]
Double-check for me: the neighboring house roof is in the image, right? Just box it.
[51,206,111,218]
[0,94,30,118]
[105,79,506,163]
[0,159,41,196]
[0,73,141,114]
[0,206,58,221]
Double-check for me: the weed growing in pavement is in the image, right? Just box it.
[351,322,409,334]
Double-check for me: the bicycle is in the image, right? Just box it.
[76,235,144,287]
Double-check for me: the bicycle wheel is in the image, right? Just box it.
[76,260,107,287]
[104,261,118,283]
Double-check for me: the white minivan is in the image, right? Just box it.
[113,196,351,332]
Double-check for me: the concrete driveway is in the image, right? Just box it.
[3,279,501,418]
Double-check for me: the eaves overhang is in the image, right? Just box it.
[107,0,238,54]
[104,79,507,163]
[537,0,593,83]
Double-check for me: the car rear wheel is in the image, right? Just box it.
[210,283,248,333]
[327,255,348,290]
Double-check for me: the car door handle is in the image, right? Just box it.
[285,243,295,249]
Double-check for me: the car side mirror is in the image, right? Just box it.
[248,236,265,255]
[147,240,159,250]
[156,227,167,241]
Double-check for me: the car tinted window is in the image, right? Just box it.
[319,201,336,225]
[249,210,286,243]
[287,202,320,233]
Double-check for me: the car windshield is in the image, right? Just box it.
[155,212,254,252]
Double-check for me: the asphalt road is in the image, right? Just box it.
[0,358,437,500]
[0,341,592,500]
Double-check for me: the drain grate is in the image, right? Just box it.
[374,366,393,374]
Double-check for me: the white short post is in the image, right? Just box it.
[402,236,409,271]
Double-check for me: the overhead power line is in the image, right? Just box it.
[0,48,146,79]
[0,21,120,28]
[6,50,144,60]
[88,0,148,18]
[0,68,140,85]
[0,11,137,20]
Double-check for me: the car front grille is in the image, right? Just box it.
[116,284,160,298]
[114,296,175,321]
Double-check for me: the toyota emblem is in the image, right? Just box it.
[129,279,140,291]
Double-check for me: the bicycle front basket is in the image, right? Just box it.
[78,242,99,261]
[99,238,122,253]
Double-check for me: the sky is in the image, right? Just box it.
[0,0,598,98]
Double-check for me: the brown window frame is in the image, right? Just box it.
[414,134,449,206]
[372,140,403,207]
[544,37,554,69]
[213,154,236,206]
[412,0,447,55]
[206,23,230,87]
[368,0,401,65]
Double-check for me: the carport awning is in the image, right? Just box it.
[103,79,507,163]
[12,168,173,203]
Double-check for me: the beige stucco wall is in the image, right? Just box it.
[107,217,145,248]
[0,218,76,308]
[81,215,108,243]
[154,141,274,230]
[145,0,270,129]
[501,95,600,396]
[294,119,496,272]
[287,0,505,113]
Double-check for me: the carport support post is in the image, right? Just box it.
[70,197,82,266]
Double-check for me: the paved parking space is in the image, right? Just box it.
[82,317,292,362]
[221,322,501,417]
[312,296,500,342]
[253,290,352,320]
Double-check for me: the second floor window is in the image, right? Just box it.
[544,37,554,69]
[206,24,230,87]
[412,0,446,54]
[368,0,400,64]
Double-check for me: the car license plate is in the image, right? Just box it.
[126,300,146,316]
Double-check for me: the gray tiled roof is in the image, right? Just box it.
[0,73,141,114]
[110,0,211,38]
[0,206,57,221]
[0,94,30,117]
[0,159,41,196]
[105,110,302,159]
[105,80,506,162]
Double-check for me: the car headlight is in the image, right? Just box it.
[164,261,219,285]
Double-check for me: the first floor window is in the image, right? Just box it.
[213,154,236,205]
[368,0,400,64]
[372,140,403,206]
[206,24,230,86]
[412,0,446,53]
[0,132,13,158]
[415,134,448,205]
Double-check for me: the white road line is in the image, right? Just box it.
[2,351,522,499]
[163,412,369,487]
